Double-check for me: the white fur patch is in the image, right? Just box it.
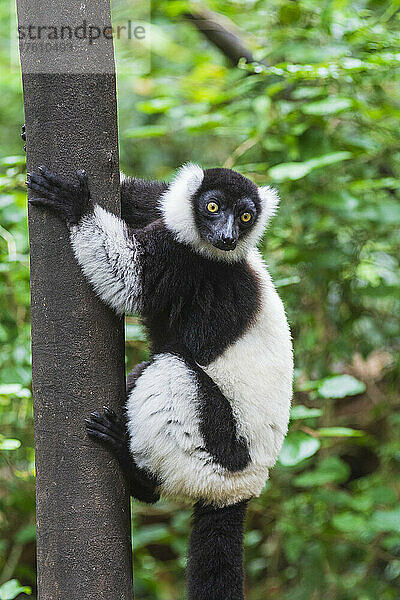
[70,205,142,315]
[202,249,293,474]
[159,164,280,263]
[159,163,204,246]
[258,185,280,221]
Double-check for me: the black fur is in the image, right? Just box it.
[201,168,260,205]
[26,167,165,230]
[126,360,151,394]
[189,358,251,472]
[136,222,261,365]
[121,176,167,229]
[85,406,160,504]
[187,501,248,600]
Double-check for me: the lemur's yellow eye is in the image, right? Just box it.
[240,212,252,223]
[207,201,219,213]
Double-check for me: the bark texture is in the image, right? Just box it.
[16,1,133,597]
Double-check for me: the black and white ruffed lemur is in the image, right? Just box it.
[26,162,293,600]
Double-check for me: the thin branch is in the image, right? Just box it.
[224,136,260,169]
[183,10,257,66]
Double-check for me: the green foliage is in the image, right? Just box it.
[318,374,367,399]
[279,431,321,466]
[0,0,399,598]
[0,580,31,600]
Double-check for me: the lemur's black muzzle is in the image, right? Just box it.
[212,214,238,251]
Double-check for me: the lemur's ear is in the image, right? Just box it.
[258,186,280,221]
[170,163,204,197]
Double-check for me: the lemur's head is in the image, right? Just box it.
[160,163,279,262]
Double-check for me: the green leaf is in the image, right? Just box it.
[290,405,323,420]
[125,126,168,139]
[0,155,27,167]
[301,97,353,115]
[136,98,177,114]
[268,152,351,181]
[371,509,400,534]
[294,457,350,487]
[296,379,321,392]
[268,162,312,181]
[292,87,324,99]
[278,431,320,466]
[0,438,21,450]
[0,384,21,395]
[306,151,352,170]
[316,427,364,437]
[15,523,36,544]
[332,512,368,534]
[133,524,170,549]
[367,486,397,505]
[244,530,262,547]
[181,114,223,133]
[318,375,366,399]
[312,191,358,212]
[0,384,31,398]
[275,275,301,288]
[0,580,31,600]
[125,323,147,342]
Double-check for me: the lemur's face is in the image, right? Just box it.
[160,164,279,262]
[192,169,261,252]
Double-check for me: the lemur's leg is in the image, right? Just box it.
[26,166,142,315]
[86,407,160,504]
[126,353,251,505]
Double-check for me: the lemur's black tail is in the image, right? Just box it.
[187,501,248,600]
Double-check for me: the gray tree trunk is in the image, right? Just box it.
[16,1,133,598]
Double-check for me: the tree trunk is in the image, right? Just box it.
[16,1,133,598]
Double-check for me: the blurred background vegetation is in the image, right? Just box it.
[1,0,400,598]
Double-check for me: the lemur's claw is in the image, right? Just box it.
[85,408,127,450]
[26,165,93,226]
[76,169,88,181]
[28,197,60,209]
[103,406,117,420]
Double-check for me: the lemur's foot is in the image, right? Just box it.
[86,406,160,504]
[21,124,26,152]
[26,166,92,226]
[85,406,128,456]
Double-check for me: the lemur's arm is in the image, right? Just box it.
[26,167,143,316]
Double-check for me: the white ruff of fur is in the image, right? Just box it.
[126,253,293,506]
[70,205,142,315]
[159,163,280,262]
[159,162,204,245]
